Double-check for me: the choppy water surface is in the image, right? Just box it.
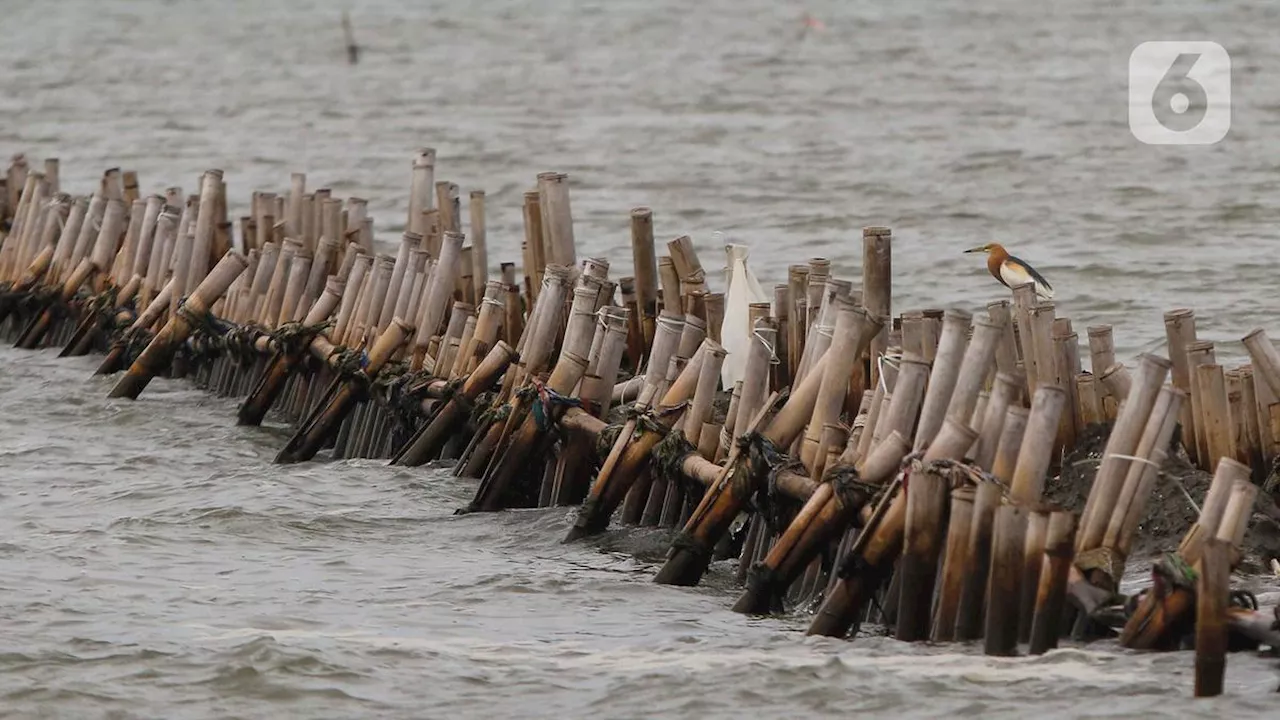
[4,0,1280,717]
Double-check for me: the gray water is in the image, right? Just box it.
[3,0,1280,716]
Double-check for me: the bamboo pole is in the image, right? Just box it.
[1009,385,1066,504]
[1028,510,1078,654]
[1194,538,1229,698]
[1186,341,1217,469]
[863,227,891,390]
[984,503,1027,656]
[1197,364,1234,473]
[537,172,576,268]
[913,309,970,452]
[800,301,874,468]
[895,463,949,642]
[108,250,248,399]
[407,149,436,236]
[630,208,658,346]
[1076,354,1171,553]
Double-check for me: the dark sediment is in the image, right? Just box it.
[1045,424,1280,571]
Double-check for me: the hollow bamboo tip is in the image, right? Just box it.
[1163,308,1193,322]
[1137,352,1173,371]
[862,226,891,238]
[1242,328,1267,344]
[630,207,652,219]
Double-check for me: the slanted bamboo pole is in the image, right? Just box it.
[1009,385,1067,504]
[896,464,949,641]
[1077,354,1171,554]
[1197,364,1234,473]
[913,309,971,452]
[108,250,248,399]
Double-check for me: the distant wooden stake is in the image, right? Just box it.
[342,12,359,65]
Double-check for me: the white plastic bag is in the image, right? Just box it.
[720,238,770,388]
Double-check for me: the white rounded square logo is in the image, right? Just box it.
[1129,41,1231,145]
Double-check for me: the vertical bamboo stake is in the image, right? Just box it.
[984,503,1027,657]
[1194,538,1229,698]
[1164,309,1197,460]
[523,191,545,300]
[1197,364,1234,473]
[630,208,658,345]
[408,149,436,236]
[863,227,891,390]
[896,464,949,642]
[1011,283,1038,392]
[987,300,1018,375]
[1187,341,1217,469]
[955,480,1002,641]
[931,485,974,642]
[468,189,488,298]
[1028,510,1078,654]
[1017,510,1049,643]
[537,172,576,268]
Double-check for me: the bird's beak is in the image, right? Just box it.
[963,246,984,254]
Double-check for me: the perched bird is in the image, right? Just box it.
[964,242,1054,300]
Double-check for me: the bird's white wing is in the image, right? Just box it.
[999,262,1054,300]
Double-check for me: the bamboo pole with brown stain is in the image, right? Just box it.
[1011,283,1037,393]
[1194,538,1229,698]
[1163,309,1197,457]
[931,485,974,642]
[974,371,1022,470]
[984,503,1027,656]
[1028,510,1078,654]
[896,463,950,642]
[107,250,248,399]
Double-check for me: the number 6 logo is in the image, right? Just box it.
[1130,42,1230,145]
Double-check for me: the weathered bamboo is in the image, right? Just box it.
[413,231,465,354]
[1011,283,1037,391]
[1008,385,1066,504]
[1016,509,1049,643]
[1077,354,1171,553]
[953,479,1002,640]
[537,172,576,268]
[912,309,970,452]
[1028,510,1078,654]
[108,251,248,399]
[801,301,875,468]
[565,343,711,534]
[984,503,1027,656]
[629,208,658,346]
[1186,341,1217,469]
[974,371,1022,470]
[733,317,777,435]
[878,353,930,445]
[1164,309,1198,460]
[276,318,413,464]
[896,464,949,642]
[1197,364,1234,473]
[391,342,518,466]
[655,351,834,586]
[276,252,312,327]
[863,227,891,390]
[930,485,974,642]
[1194,538,1229,698]
[1104,386,1185,557]
[731,429,909,615]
